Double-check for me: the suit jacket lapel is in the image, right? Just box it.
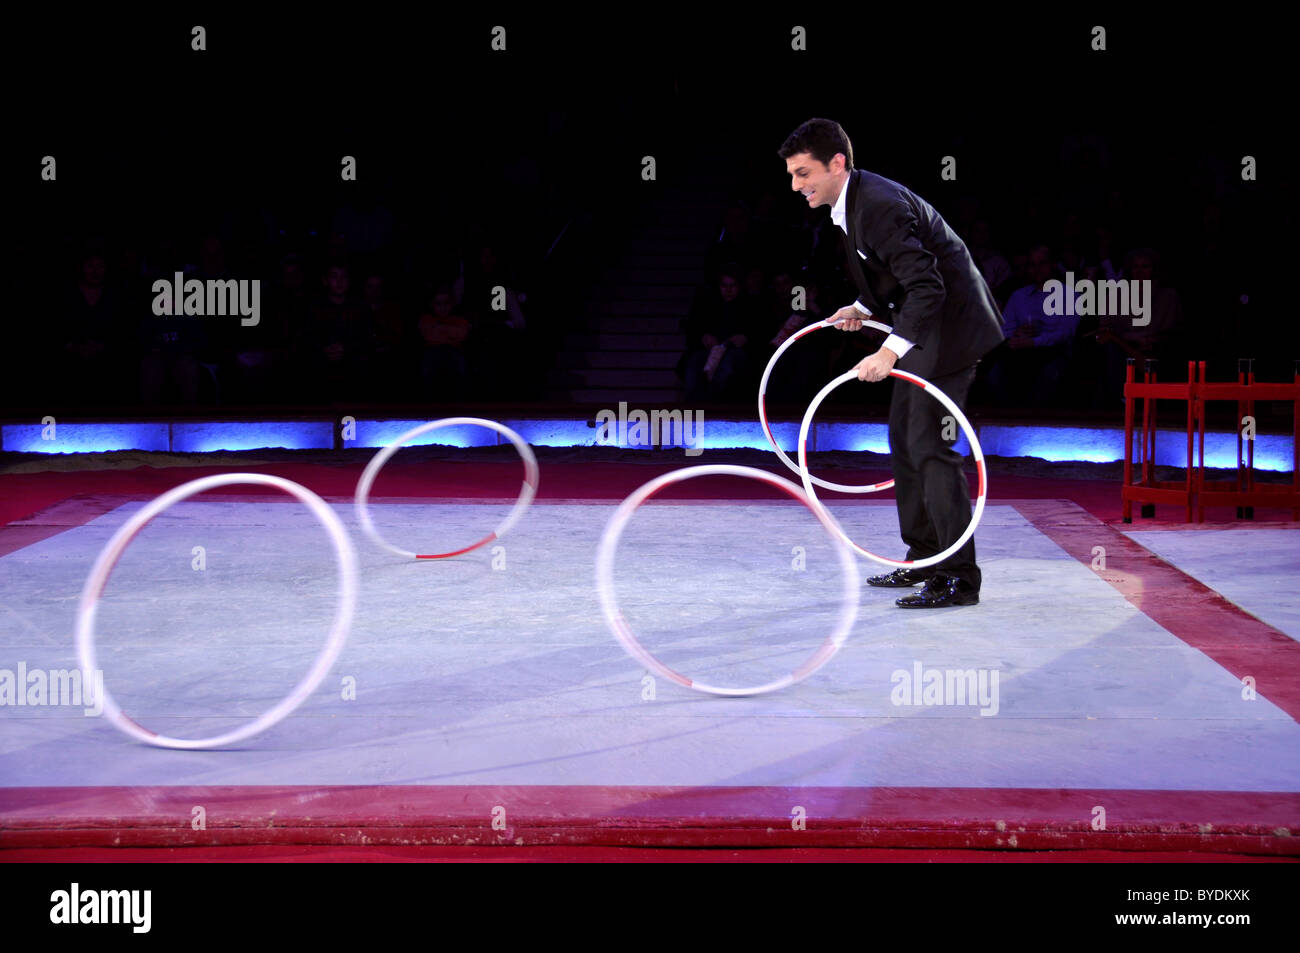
[840,171,885,315]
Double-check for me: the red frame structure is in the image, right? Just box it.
[1123,360,1300,523]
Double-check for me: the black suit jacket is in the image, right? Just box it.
[840,169,1004,379]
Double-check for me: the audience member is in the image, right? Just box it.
[982,245,1080,405]
[59,250,134,405]
[419,286,472,401]
[296,262,373,403]
[681,264,763,402]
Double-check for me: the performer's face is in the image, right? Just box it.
[785,152,846,208]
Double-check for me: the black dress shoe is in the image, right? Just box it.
[896,574,979,608]
[866,567,930,587]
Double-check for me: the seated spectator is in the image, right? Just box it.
[224,255,297,405]
[458,243,529,398]
[982,244,1080,405]
[761,268,798,353]
[764,277,837,405]
[296,262,373,402]
[360,273,411,400]
[139,260,208,407]
[1090,248,1184,405]
[680,264,764,402]
[58,250,135,406]
[418,286,471,401]
[188,234,239,392]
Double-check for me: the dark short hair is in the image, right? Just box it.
[777,118,854,171]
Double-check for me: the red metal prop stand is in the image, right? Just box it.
[1122,360,1195,522]
[1123,359,1300,523]
[1195,361,1300,522]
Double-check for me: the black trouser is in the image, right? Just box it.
[887,362,980,590]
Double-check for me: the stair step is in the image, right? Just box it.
[557,349,682,370]
[582,315,683,333]
[621,254,709,269]
[627,226,715,242]
[587,284,696,301]
[551,172,731,410]
[568,332,686,351]
[550,368,681,388]
[636,205,729,221]
[619,241,712,255]
[580,299,690,318]
[566,388,686,404]
[601,268,703,286]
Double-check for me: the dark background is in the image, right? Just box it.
[8,10,1290,417]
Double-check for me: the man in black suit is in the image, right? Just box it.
[779,118,1004,607]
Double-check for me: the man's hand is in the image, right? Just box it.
[829,304,870,331]
[854,346,898,382]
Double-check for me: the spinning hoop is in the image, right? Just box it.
[355,417,539,559]
[75,473,358,749]
[758,316,896,493]
[797,369,987,568]
[595,464,860,696]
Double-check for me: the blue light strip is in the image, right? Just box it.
[978,425,1121,464]
[171,421,333,453]
[0,418,1292,471]
[349,419,497,449]
[1,422,170,454]
[504,419,601,448]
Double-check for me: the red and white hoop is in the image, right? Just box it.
[355,417,539,560]
[595,464,860,696]
[758,317,897,493]
[797,369,988,568]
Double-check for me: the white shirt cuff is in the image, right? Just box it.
[851,300,872,315]
[882,333,913,359]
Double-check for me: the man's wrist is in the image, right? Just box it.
[881,332,912,359]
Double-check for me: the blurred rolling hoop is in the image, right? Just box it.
[595,464,860,696]
[355,416,539,559]
[758,316,896,494]
[75,472,358,750]
[797,368,987,568]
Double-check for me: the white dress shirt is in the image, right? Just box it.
[831,173,914,359]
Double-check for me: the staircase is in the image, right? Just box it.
[547,179,731,405]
